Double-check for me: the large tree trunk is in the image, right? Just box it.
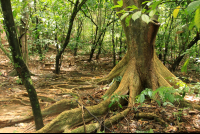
[35,0,185,133]
[97,0,178,107]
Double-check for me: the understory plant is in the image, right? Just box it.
[135,85,187,107]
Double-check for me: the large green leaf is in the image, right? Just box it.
[181,58,190,73]
[139,94,145,103]
[132,11,141,21]
[120,13,129,20]
[194,5,200,29]
[117,0,123,7]
[165,92,174,103]
[141,14,150,23]
[186,0,200,14]
[149,9,156,17]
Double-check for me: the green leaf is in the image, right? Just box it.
[120,13,129,20]
[156,100,161,106]
[181,58,190,73]
[139,94,145,103]
[189,21,195,30]
[149,9,156,17]
[118,103,123,108]
[117,0,123,7]
[149,129,154,133]
[148,90,152,98]
[163,102,167,106]
[132,11,142,21]
[141,14,150,23]
[116,10,125,14]
[173,6,181,18]
[142,1,150,5]
[126,5,138,11]
[111,5,122,9]
[149,1,161,9]
[165,92,174,103]
[186,0,200,14]
[108,102,114,108]
[194,5,200,29]
[125,14,132,26]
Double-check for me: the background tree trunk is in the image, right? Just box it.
[20,0,29,65]
[0,0,44,130]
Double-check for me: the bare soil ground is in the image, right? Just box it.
[0,46,200,133]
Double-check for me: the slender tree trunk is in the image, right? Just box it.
[0,0,44,130]
[20,0,29,65]
[163,17,173,65]
[112,13,116,67]
[55,0,87,74]
[119,28,123,61]
[34,0,42,61]
[96,31,106,59]
[74,18,83,56]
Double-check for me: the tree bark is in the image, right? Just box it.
[0,0,44,130]
[20,0,29,65]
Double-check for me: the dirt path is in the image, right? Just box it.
[0,47,113,133]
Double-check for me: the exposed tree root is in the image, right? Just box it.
[69,108,130,133]
[134,112,167,126]
[36,99,111,133]
[0,99,78,128]
[3,52,197,133]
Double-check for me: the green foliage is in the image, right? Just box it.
[111,0,123,9]
[186,0,200,30]
[135,86,185,107]
[109,76,122,86]
[112,0,160,25]
[97,130,105,133]
[181,58,190,73]
[120,12,129,20]
[194,5,200,30]
[186,0,200,14]
[136,128,154,133]
[108,93,128,108]
[16,77,22,84]
[102,93,128,109]
[132,11,142,21]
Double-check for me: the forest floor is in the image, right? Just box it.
[0,46,200,133]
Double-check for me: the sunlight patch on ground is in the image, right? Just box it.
[184,95,200,104]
